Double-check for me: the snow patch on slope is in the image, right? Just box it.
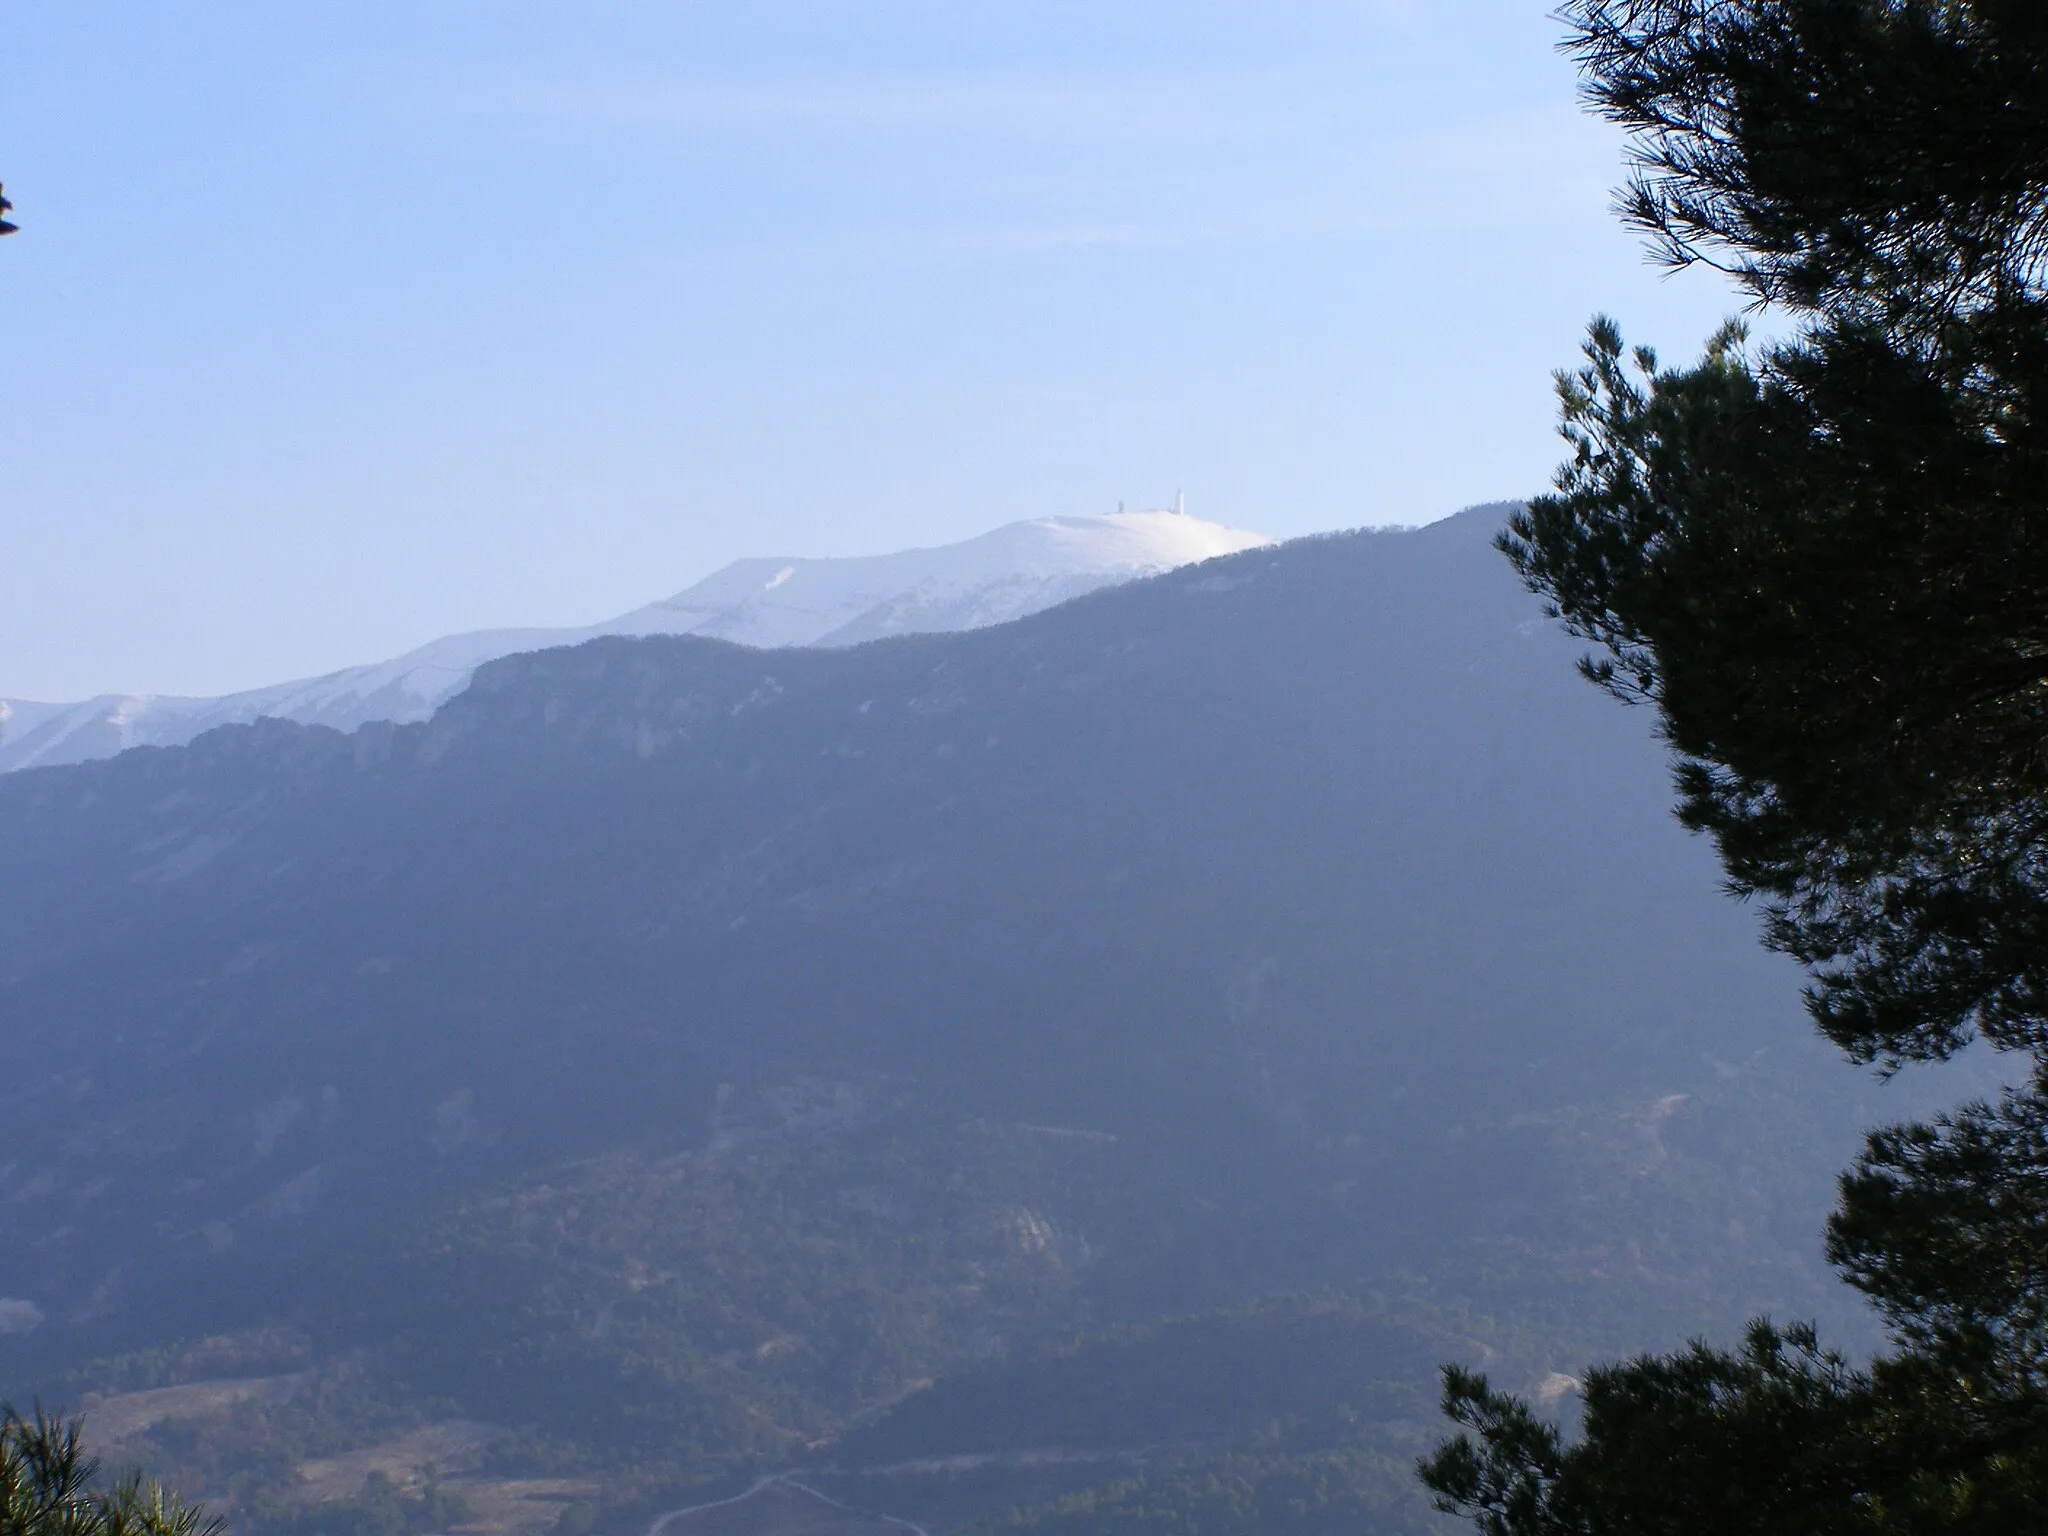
[1,511,1270,773]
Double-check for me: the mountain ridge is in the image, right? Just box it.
[0,504,1931,1536]
[0,510,1270,773]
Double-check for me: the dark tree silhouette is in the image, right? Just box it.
[1424,4,2048,1528]
[0,1405,220,1536]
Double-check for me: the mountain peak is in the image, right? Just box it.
[0,511,1272,773]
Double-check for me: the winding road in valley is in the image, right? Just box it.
[647,1475,931,1536]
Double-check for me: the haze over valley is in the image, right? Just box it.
[8,0,2036,1526]
[0,508,1934,1536]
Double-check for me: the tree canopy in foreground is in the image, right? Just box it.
[1423,2,2048,1529]
[0,1405,218,1536]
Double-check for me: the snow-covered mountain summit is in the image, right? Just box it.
[0,510,1271,773]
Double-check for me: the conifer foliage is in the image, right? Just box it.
[1423,3,2048,1528]
[0,1406,218,1536]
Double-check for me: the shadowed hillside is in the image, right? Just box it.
[0,507,1936,1531]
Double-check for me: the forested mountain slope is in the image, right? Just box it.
[0,507,1927,1532]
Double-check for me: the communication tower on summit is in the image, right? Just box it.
[1115,490,1188,516]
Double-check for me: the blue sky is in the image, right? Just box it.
[1,2,1751,699]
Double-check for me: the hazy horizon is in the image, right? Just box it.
[2,2,1752,700]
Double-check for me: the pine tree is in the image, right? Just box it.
[0,1405,219,1536]
[1422,4,2048,1528]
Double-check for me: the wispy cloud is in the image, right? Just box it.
[408,69,1268,146]
[385,63,1616,261]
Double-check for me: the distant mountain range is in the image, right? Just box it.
[0,509,1269,773]
[0,506,1940,1536]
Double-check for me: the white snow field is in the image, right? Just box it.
[1,510,1271,773]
